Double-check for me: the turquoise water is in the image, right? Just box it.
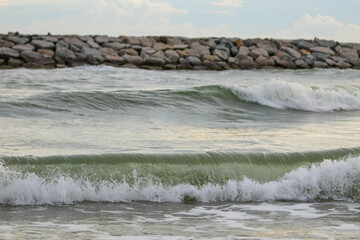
[0,67,359,239]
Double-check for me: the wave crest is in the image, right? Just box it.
[230,81,360,112]
[1,156,359,205]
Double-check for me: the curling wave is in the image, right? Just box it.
[0,153,359,205]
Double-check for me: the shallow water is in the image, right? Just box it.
[0,67,359,239]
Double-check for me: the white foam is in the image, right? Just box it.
[229,81,360,112]
[0,156,359,205]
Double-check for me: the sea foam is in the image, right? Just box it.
[0,156,359,205]
[229,81,360,112]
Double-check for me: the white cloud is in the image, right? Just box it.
[211,0,242,7]
[0,0,235,37]
[275,13,360,42]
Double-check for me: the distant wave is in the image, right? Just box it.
[229,81,360,112]
[1,82,360,115]
[1,149,359,205]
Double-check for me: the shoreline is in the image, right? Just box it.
[0,33,359,70]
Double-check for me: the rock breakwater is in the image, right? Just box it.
[0,33,359,70]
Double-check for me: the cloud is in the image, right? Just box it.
[275,13,360,42]
[0,0,235,37]
[211,0,242,7]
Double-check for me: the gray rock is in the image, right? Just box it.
[280,47,301,59]
[0,47,20,59]
[78,36,93,42]
[139,37,154,47]
[105,55,125,64]
[21,50,55,65]
[56,40,69,49]
[203,60,222,70]
[87,55,105,65]
[103,42,130,50]
[12,44,35,52]
[167,37,183,45]
[123,54,145,65]
[70,44,81,52]
[173,44,188,50]
[81,47,102,57]
[230,46,239,56]
[315,39,337,48]
[202,54,221,62]
[274,50,291,61]
[238,46,249,56]
[217,61,231,70]
[165,50,179,64]
[0,40,14,48]
[95,35,109,44]
[37,49,54,57]
[99,47,118,56]
[337,48,359,62]
[257,42,277,55]
[152,51,165,59]
[187,56,203,66]
[292,40,316,50]
[190,42,210,57]
[274,57,296,69]
[312,52,329,61]
[153,43,173,51]
[8,57,23,67]
[87,38,100,49]
[303,55,316,66]
[132,45,143,52]
[325,58,336,66]
[310,47,335,55]
[127,37,140,45]
[119,48,138,56]
[146,56,165,66]
[109,37,124,43]
[63,37,89,49]
[5,36,29,45]
[214,49,229,61]
[55,47,77,60]
[41,36,58,42]
[313,61,328,68]
[243,38,261,47]
[0,58,4,66]
[177,58,193,70]
[236,54,256,69]
[249,48,269,59]
[164,64,177,70]
[140,47,157,59]
[255,55,275,67]
[294,59,310,69]
[336,61,352,69]
[31,40,54,49]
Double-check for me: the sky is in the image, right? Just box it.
[0,0,360,42]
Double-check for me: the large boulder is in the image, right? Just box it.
[63,37,89,49]
[103,42,130,50]
[186,56,203,66]
[12,44,35,52]
[280,46,301,59]
[140,47,157,59]
[31,40,54,49]
[310,47,335,55]
[337,48,359,62]
[0,47,20,59]
[123,54,145,65]
[95,35,109,44]
[249,48,269,59]
[213,49,229,61]
[0,40,14,48]
[20,50,55,65]
[119,48,138,56]
[153,42,173,51]
[165,50,179,64]
[55,47,77,60]
[87,38,100,49]
[5,36,29,45]
[146,56,165,67]
[8,57,23,67]
[190,41,210,57]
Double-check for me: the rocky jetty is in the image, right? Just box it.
[0,32,359,70]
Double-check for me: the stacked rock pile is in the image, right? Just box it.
[0,33,359,70]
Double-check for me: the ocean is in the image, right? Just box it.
[0,66,359,239]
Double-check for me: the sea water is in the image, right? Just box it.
[0,67,359,239]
